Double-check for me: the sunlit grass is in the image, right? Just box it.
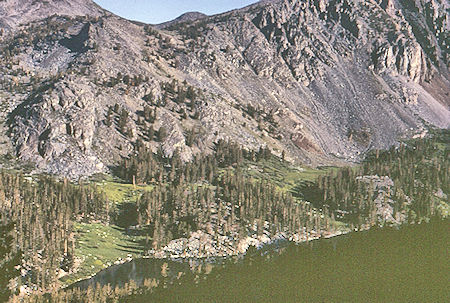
[91,174,154,205]
[242,157,336,192]
[61,223,145,286]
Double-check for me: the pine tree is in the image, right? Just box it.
[157,127,168,142]
[118,108,129,134]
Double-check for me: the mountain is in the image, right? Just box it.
[0,0,103,30]
[156,12,208,29]
[0,0,448,177]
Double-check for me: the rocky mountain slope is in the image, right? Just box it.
[0,0,448,177]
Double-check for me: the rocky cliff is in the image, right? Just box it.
[0,0,448,177]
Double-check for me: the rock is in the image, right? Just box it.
[0,0,448,178]
[356,175,410,224]
[435,188,447,200]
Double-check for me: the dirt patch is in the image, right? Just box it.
[292,133,321,153]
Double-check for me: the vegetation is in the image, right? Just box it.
[114,139,328,251]
[0,173,108,290]
[103,73,149,88]
[1,130,448,301]
[0,222,21,302]
[298,130,449,227]
[17,218,449,302]
[60,223,144,286]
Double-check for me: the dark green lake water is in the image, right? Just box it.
[124,219,449,302]
[75,219,449,302]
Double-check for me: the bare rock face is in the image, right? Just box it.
[0,0,449,177]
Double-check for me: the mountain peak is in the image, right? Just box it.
[156,11,207,29]
[0,0,104,30]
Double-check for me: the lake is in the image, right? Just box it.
[73,218,449,302]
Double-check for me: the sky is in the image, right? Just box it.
[93,0,260,24]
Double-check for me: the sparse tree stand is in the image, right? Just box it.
[0,171,108,291]
[0,222,21,302]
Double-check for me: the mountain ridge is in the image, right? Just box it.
[0,0,448,177]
